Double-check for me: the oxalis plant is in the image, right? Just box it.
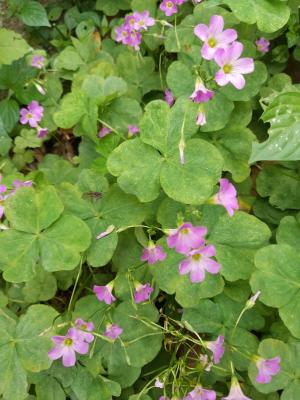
[0,0,300,399]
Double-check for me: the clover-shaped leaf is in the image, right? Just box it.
[0,186,91,282]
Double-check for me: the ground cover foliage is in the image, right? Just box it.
[1,0,300,399]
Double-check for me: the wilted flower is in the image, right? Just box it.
[179,245,221,283]
[31,55,45,69]
[141,243,166,264]
[256,37,270,54]
[183,386,216,400]
[37,127,48,138]
[213,178,238,216]
[222,377,252,400]
[20,100,44,128]
[255,356,281,384]
[179,138,185,165]
[215,42,254,89]
[98,126,112,138]
[190,80,214,103]
[93,283,116,304]
[167,222,207,254]
[96,225,115,240]
[104,323,123,340]
[196,109,206,126]
[164,89,175,106]
[48,328,89,367]
[206,335,225,364]
[128,124,140,137]
[194,15,237,60]
[134,282,154,303]
[246,291,261,309]
[74,319,94,343]
[155,377,164,388]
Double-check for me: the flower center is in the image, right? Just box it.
[208,38,216,48]
[180,228,189,234]
[167,1,173,8]
[63,338,73,346]
[26,113,33,119]
[122,31,128,37]
[223,64,232,74]
[192,254,202,261]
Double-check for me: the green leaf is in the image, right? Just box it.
[251,244,300,338]
[95,0,130,16]
[0,117,12,156]
[277,214,300,248]
[18,0,50,27]
[22,265,57,302]
[223,0,290,33]
[54,47,84,71]
[0,28,31,65]
[35,376,65,400]
[209,212,271,281]
[211,126,254,182]
[0,99,19,132]
[53,91,87,128]
[166,61,194,97]
[201,93,234,132]
[251,92,300,162]
[0,305,58,400]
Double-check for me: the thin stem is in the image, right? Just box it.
[67,257,83,314]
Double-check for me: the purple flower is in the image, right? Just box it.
[183,386,216,400]
[132,11,155,31]
[10,179,33,196]
[48,328,89,367]
[98,126,112,138]
[194,15,237,60]
[155,378,164,388]
[93,283,116,305]
[141,243,166,264]
[190,80,214,103]
[104,323,123,340]
[213,178,238,217]
[179,245,221,283]
[167,222,207,254]
[196,110,206,126]
[20,101,44,128]
[74,319,94,343]
[31,55,45,69]
[0,175,7,194]
[0,200,4,219]
[134,282,154,304]
[96,225,115,240]
[128,124,140,137]
[37,127,48,138]
[256,37,270,54]
[115,25,132,44]
[255,357,281,384]
[160,0,178,16]
[159,397,170,400]
[222,377,251,400]
[164,89,175,106]
[215,42,255,90]
[206,335,225,364]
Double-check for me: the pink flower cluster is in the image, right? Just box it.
[19,100,48,138]
[0,176,32,219]
[115,10,155,50]
[160,0,187,17]
[194,15,254,90]
[212,178,238,217]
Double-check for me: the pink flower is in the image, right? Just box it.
[31,55,45,69]
[104,323,123,340]
[190,80,214,103]
[183,386,216,400]
[37,127,48,138]
[48,328,89,367]
[141,243,166,264]
[134,282,154,303]
[132,11,155,31]
[19,100,44,128]
[256,37,270,54]
[0,200,4,219]
[155,378,164,388]
[164,89,175,106]
[128,124,140,137]
[215,42,255,90]
[160,0,178,16]
[167,222,207,254]
[98,126,112,138]
[213,178,238,217]
[115,25,132,44]
[179,245,221,283]
[74,319,94,343]
[222,377,251,400]
[196,110,206,126]
[0,175,7,194]
[206,335,225,364]
[93,283,116,304]
[255,357,281,384]
[194,15,237,60]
